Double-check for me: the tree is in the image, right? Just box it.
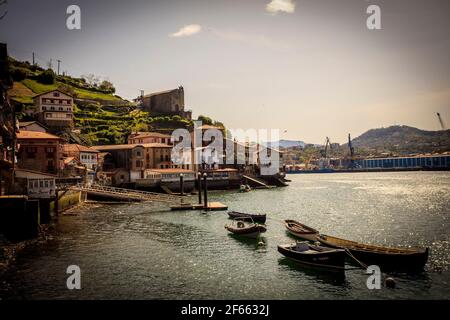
[11,68,27,81]
[38,69,56,84]
[197,115,213,125]
[99,80,115,93]
[82,73,100,86]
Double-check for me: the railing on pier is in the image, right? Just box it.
[70,184,189,205]
[242,175,271,188]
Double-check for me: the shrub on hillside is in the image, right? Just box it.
[99,80,116,94]
[38,69,56,84]
[11,68,27,81]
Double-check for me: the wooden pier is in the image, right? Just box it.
[170,201,228,211]
[70,184,189,205]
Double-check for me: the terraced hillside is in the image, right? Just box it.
[6,57,205,145]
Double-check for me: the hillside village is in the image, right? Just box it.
[1,45,287,210]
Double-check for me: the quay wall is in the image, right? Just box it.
[0,191,84,242]
[0,196,40,241]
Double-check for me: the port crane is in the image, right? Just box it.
[437,112,446,130]
[320,137,331,158]
[348,133,355,169]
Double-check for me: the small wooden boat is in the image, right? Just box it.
[278,242,346,271]
[239,184,252,192]
[317,234,429,271]
[225,218,267,238]
[284,220,319,242]
[228,211,267,224]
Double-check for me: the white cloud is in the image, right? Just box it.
[169,24,202,38]
[266,0,295,14]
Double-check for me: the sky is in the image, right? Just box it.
[1,0,449,143]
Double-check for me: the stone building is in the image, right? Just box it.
[33,90,74,130]
[140,86,192,119]
[16,131,64,175]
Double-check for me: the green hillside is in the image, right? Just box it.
[7,57,222,145]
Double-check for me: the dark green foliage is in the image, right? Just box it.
[38,69,56,84]
[197,115,213,125]
[11,68,27,81]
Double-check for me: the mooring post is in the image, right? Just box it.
[54,188,59,216]
[198,172,202,204]
[180,173,184,196]
[203,172,208,209]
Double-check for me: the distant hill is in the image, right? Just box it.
[350,125,450,155]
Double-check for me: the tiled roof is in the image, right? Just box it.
[130,132,172,139]
[143,88,179,98]
[17,130,61,140]
[92,143,173,151]
[63,144,99,153]
[32,89,73,99]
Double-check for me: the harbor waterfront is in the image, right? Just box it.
[1,171,449,300]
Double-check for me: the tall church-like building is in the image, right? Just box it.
[140,86,192,119]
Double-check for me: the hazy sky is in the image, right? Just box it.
[1,0,449,143]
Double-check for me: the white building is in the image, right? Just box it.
[33,90,74,129]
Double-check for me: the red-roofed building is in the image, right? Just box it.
[128,132,172,145]
[62,144,99,170]
[16,130,63,175]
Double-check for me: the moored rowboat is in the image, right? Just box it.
[225,218,267,238]
[277,242,346,271]
[284,219,319,242]
[228,211,266,223]
[317,234,429,271]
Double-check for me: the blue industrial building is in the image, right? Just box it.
[357,154,450,169]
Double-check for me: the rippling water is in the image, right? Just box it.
[1,172,449,299]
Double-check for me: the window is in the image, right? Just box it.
[160,155,164,162]
[136,151,141,157]
[46,113,52,118]
[51,106,55,111]
[66,114,72,118]
[53,92,60,97]
[42,106,47,111]
[26,146,37,158]
[165,155,169,161]
[136,160,142,167]
[59,107,63,111]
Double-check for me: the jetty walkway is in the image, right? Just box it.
[69,184,189,205]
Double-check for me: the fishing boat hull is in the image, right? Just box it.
[284,220,319,242]
[225,224,267,239]
[277,243,346,271]
[228,211,267,224]
[317,234,429,271]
